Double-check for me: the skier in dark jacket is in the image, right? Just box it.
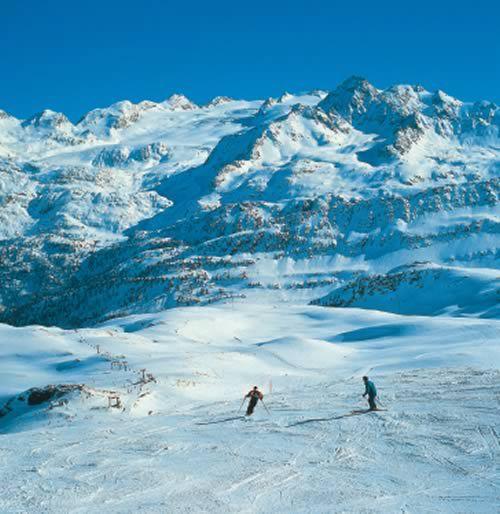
[362,376,378,410]
[245,386,264,416]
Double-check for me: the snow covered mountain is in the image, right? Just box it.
[0,77,498,327]
[0,77,499,513]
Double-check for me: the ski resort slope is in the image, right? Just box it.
[0,77,498,512]
[1,295,499,513]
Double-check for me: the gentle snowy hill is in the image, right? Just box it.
[0,299,499,512]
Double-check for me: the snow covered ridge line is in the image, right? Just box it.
[0,76,497,158]
[312,263,500,318]
[0,93,236,144]
[0,76,498,326]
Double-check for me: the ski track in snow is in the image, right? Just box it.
[0,301,499,513]
[1,369,498,513]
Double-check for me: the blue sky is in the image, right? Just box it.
[2,0,499,120]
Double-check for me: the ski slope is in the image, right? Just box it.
[1,295,499,513]
[0,76,498,512]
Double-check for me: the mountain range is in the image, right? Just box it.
[0,76,498,327]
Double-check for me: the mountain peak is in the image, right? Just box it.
[318,76,378,119]
[337,75,374,92]
[0,109,14,121]
[206,96,234,107]
[0,76,498,333]
[277,92,294,103]
[433,90,461,106]
[164,94,198,110]
[22,109,72,129]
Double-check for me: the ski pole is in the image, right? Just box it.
[261,399,270,415]
[238,397,246,413]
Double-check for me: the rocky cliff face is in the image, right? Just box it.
[0,79,498,327]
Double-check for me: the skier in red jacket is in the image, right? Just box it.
[245,386,264,416]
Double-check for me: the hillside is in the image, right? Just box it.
[0,77,499,513]
[1,299,499,513]
[0,77,498,327]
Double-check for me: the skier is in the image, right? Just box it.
[362,376,378,410]
[245,386,264,416]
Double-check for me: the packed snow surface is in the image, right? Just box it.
[1,295,499,513]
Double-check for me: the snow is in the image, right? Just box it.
[315,264,500,318]
[0,296,499,512]
[0,77,498,512]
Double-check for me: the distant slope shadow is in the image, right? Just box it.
[287,409,386,428]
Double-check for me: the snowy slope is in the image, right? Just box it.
[0,77,499,512]
[0,297,499,512]
[314,263,500,317]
